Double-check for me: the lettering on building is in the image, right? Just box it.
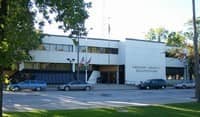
[132,66,160,72]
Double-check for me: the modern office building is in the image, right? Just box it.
[17,34,185,85]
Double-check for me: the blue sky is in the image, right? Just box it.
[43,0,200,40]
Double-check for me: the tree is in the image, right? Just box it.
[145,27,169,42]
[184,0,200,102]
[166,45,196,81]
[166,32,186,47]
[146,28,186,47]
[0,0,90,116]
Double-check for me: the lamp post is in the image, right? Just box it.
[183,52,188,81]
[77,32,80,81]
[67,58,75,80]
[85,37,88,83]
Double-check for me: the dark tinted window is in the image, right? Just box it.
[70,81,80,84]
[21,80,30,84]
[87,46,118,54]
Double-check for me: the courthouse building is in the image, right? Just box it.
[18,34,185,85]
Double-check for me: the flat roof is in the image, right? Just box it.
[44,34,120,42]
[43,33,166,44]
[126,38,165,44]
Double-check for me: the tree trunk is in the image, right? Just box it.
[192,0,200,102]
[0,68,3,117]
[0,0,7,116]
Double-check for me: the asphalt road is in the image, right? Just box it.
[3,88,196,112]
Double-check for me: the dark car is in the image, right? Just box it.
[137,79,166,89]
[57,80,93,91]
[7,80,47,91]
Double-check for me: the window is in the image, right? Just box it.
[80,46,87,52]
[50,44,57,51]
[63,45,73,52]
[110,48,118,54]
[24,63,33,69]
[43,44,50,51]
[105,48,110,54]
[99,47,106,53]
[57,45,64,51]
[87,46,118,54]
[38,43,73,52]
[88,47,97,53]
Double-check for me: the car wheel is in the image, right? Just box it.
[183,85,187,89]
[64,86,70,91]
[36,87,41,91]
[146,86,150,90]
[13,86,20,91]
[85,86,91,91]
[161,85,166,89]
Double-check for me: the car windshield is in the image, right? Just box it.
[19,80,29,84]
[185,80,193,83]
[144,80,151,83]
[69,81,86,84]
[180,80,194,83]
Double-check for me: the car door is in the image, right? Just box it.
[70,81,80,90]
[29,80,37,89]
[20,80,30,89]
[79,81,86,90]
[150,80,157,88]
[187,81,194,88]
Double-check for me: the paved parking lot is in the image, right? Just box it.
[3,88,196,112]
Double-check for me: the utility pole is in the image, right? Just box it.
[192,0,200,102]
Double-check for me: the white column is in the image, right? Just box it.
[116,66,119,84]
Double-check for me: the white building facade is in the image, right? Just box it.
[18,35,185,85]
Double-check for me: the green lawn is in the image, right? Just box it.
[4,102,200,117]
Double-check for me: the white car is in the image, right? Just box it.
[57,80,93,91]
[174,80,195,89]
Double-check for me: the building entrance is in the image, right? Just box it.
[100,72,116,84]
[92,65,124,84]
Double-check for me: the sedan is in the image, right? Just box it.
[137,79,166,89]
[57,80,93,91]
[174,80,195,89]
[7,80,47,91]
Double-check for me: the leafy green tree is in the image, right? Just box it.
[166,32,186,47]
[145,27,169,42]
[146,28,186,47]
[0,0,90,116]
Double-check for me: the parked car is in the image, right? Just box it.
[7,80,47,91]
[174,80,195,89]
[57,80,93,91]
[137,79,166,89]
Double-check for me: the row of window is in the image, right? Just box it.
[37,43,118,54]
[24,63,92,71]
[38,43,73,52]
[25,63,70,71]
[79,46,118,54]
